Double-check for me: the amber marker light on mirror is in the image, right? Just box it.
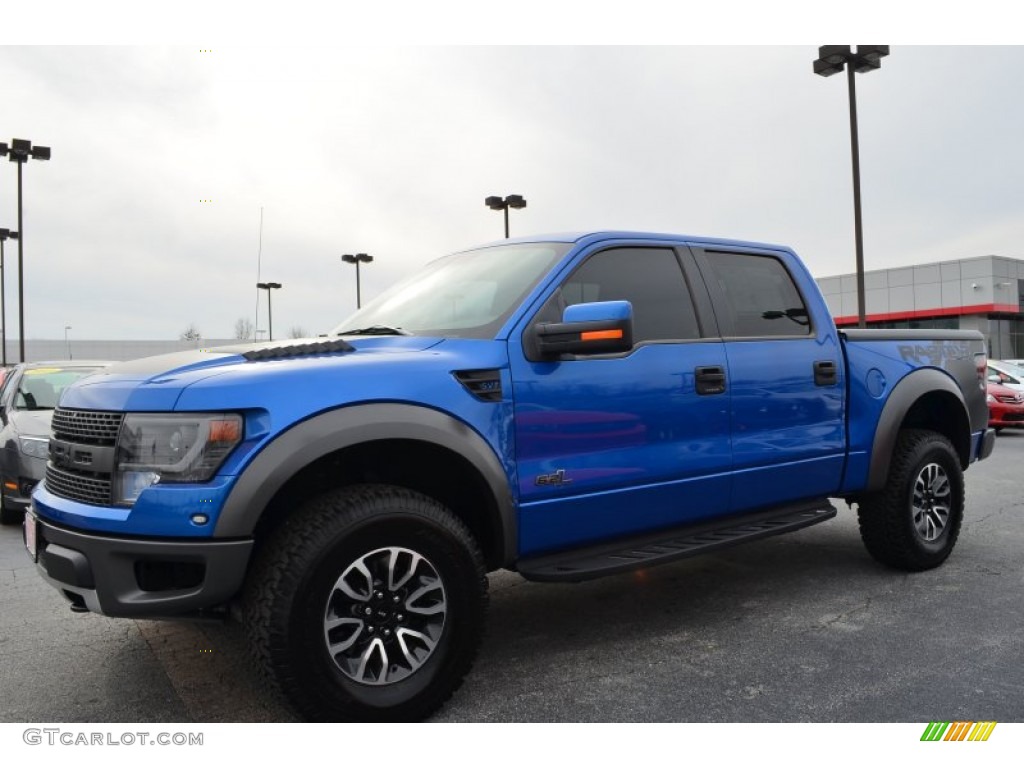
[581,330,624,342]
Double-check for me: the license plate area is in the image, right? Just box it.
[24,509,38,562]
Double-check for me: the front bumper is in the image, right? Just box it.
[988,404,1024,429]
[27,510,253,618]
[2,451,45,514]
[2,485,33,514]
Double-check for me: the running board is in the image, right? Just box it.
[517,500,837,582]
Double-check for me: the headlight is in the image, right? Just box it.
[114,413,243,504]
[19,436,49,459]
[987,394,996,403]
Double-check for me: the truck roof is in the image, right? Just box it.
[469,230,790,252]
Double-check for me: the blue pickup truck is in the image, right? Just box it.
[24,231,993,721]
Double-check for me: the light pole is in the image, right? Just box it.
[813,45,889,328]
[484,194,526,238]
[64,325,72,359]
[0,228,16,366]
[3,139,51,361]
[256,282,281,340]
[341,253,373,308]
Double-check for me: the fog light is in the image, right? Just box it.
[117,471,161,504]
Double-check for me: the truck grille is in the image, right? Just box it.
[51,408,123,445]
[45,408,121,505]
[45,464,113,506]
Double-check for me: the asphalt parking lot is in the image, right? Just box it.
[2,434,1022,723]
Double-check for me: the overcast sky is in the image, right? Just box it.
[2,40,1023,340]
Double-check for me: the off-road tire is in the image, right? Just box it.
[857,429,964,571]
[243,484,488,722]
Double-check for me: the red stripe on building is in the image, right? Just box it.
[833,303,1020,327]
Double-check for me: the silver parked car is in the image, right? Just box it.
[0,361,113,524]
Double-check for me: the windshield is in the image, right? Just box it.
[995,361,1024,374]
[331,242,571,339]
[15,366,106,411]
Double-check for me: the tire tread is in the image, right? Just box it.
[857,429,964,572]
[243,484,488,721]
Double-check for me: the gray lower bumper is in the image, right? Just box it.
[30,513,253,618]
[977,428,997,462]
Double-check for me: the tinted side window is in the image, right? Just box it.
[703,251,811,337]
[562,248,700,343]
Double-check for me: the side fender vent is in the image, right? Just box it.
[454,369,503,402]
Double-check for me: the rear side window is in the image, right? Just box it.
[561,247,701,343]
[702,251,811,337]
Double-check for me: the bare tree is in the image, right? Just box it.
[180,323,202,342]
[234,317,255,340]
[289,326,310,339]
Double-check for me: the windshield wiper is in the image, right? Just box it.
[335,325,412,336]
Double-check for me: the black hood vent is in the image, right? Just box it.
[454,369,503,402]
[242,338,355,361]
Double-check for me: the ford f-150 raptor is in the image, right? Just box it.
[23,231,994,721]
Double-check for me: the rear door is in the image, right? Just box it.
[692,246,846,511]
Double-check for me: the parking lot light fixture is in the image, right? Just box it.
[485,194,527,238]
[7,138,52,361]
[812,46,889,329]
[0,231,16,366]
[0,229,16,366]
[341,253,373,308]
[256,282,282,341]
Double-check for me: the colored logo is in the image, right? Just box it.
[921,721,997,742]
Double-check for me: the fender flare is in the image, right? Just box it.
[214,403,516,564]
[865,368,969,492]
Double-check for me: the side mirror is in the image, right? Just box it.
[533,300,634,358]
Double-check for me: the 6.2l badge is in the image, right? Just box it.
[535,469,572,486]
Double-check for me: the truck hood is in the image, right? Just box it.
[59,336,450,412]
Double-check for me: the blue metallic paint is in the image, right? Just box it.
[31,232,989,567]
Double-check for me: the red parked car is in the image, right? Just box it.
[987,381,1024,433]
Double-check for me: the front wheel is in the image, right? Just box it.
[244,485,488,721]
[857,429,964,571]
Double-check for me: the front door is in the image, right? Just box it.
[508,245,733,556]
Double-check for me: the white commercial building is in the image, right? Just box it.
[817,255,1024,359]
[3,339,236,364]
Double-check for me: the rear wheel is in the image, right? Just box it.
[857,429,964,571]
[244,485,488,721]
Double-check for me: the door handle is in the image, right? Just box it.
[695,365,727,395]
[814,360,838,386]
